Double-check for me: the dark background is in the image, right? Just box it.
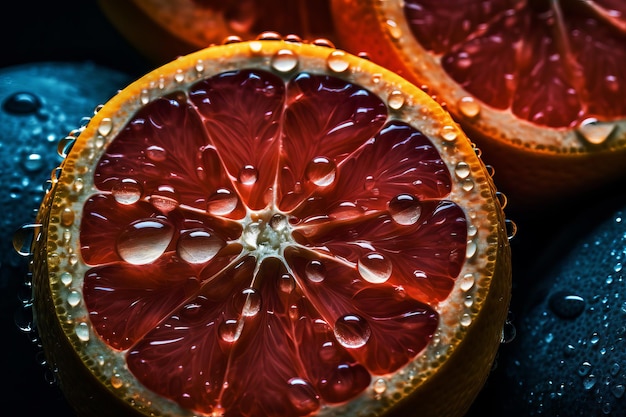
[1,1,623,416]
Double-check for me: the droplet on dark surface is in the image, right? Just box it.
[548,291,586,319]
[3,92,42,114]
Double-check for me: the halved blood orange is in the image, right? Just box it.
[28,38,511,417]
[331,0,626,206]
[98,0,336,64]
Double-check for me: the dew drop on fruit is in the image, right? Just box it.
[459,273,475,292]
[279,273,295,293]
[12,223,41,256]
[149,185,179,213]
[358,252,392,284]
[177,230,224,264]
[76,322,90,342]
[111,374,123,389]
[305,157,337,187]
[577,118,616,146]
[112,179,143,205]
[458,96,481,118]
[60,272,72,287]
[174,69,185,83]
[440,125,458,142]
[287,378,320,415]
[140,89,150,105]
[98,117,113,136]
[57,136,76,158]
[67,290,81,307]
[238,165,258,185]
[207,188,238,216]
[334,314,371,349]
[548,291,586,319]
[271,49,299,73]
[218,319,241,343]
[305,260,326,283]
[455,161,471,179]
[373,378,387,395]
[327,50,350,73]
[61,207,75,227]
[237,287,262,317]
[146,145,167,162]
[388,90,405,110]
[385,19,402,39]
[460,313,472,327]
[116,218,174,265]
[3,91,42,114]
[388,194,422,225]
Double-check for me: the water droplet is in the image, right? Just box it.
[140,89,150,105]
[590,332,600,346]
[238,165,258,185]
[76,322,90,342]
[578,361,592,376]
[466,241,477,259]
[461,178,474,191]
[548,291,586,319]
[455,161,471,179]
[237,288,262,317]
[388,194,422,225]
[615,262,623,273]
[612,384,625,398]
[98,117,113,136]
[286,378,320,415]
[460,273,475,291]
[61,207,75,227]
[460,313,472,327]
[458,96,481,118]
[22,153,43,172]
[441,125,458,142]
[60,272,73,287]
[577,118,616,145]
[174,69,185,83]
[279,273,295,293]
[583,374,597,390]
[610,362,621,376]
[271,49,299,72]
[373,378,387,395]
[57,136,76,158]
[67,291,81,307]
[358,252,392,284]
[207,188,238,215]
[116,218,174,265]
[149,185,179,213]
[305,260,326,283]
[3,91,42,114]
[327,50,350,73]
[249,40,263,53]
[505,219,518,240]
[218,319,241,343]
[111,374,124,389]
[386,19,402,39]
[334,314,371,348]
[177,230,224,264]
[112,179,143,205]
[13,223,42,256]
[305,157,337,186]
[146,145,167,162]
[270,213,288,231]
[388,90,405,110]
[501,320,516,344]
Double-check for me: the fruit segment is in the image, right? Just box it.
[78,68,468,415]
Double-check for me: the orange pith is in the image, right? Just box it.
[330,0,626,206]
[30,39,510,417]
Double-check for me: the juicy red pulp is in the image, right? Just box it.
[80,69,467,416]
[404,0,626,127]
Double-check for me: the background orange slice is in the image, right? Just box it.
[28,39,510,417]
[330,0,626,208]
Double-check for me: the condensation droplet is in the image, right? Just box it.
[146,145,167,162]
[61,207,75,227]
[174,69,185,83]
[358,252,392,284]
[286,378,320,415]
[140,89,150,105]
[249,41,263,53]
[60,272,73,286]
[583,374,597,390]
[218,319,241,343]
[177,230,224,264]
[112,179,143,205]
[305,260,326,283]
[577,118,616,145]
[238,288,262,317]
[327,50,350,73]
[98,117,113,136]
[460,313,472,327]
[548,291,586,319]
[149,185,180,213]
[111,374,124,389]
[270,213,288,231]
[460,273,475,291]
[388,194,422,225]
[238,165,258,185]
[3,91,42,114]
[207,188,238,216]
[612,384,625,398]
[334,314,371,348]
[57,136,76,158]
[22,153,43,172]
[441,125,458,142]
[305,157,336,186]
[458,96,481,118]
[386,19,402,39]
[271,49,298,72]
[388,90,405,110]
[578,361,592,376]
[466,241,477,258]
[279,273,295,293]
[13,223,42,256]
[76,322,90,342]
[117,218,174,265]
[67,291,81,307]
[455,161,471,179]
[373,378,387,395]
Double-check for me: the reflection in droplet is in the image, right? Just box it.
[388,194,422,225]
[150,185,180,213]
[238,165,258,185]
[237,288,262,317]
[271,49,298,72]
[458,96,481,118]
[98,117,113,136]
[116,218,174,265]
[218,319,241,343]
[305,260,326,283]
[441,125,458,142]
[13,223,42,256]
[388,90,405,110]
[305,157,337,187]
[548,291,586,319]
[334,314,371,348]
[112,179,143,205]
[22,153,43,172]
[3,91,42,114]
[279,273,295,293]
[177,230,223,264]
[327,50,350,73]
[146,145,167,162]
[455,161,471,179]
[286,378,320,415]
[76,322,90,342]
[207,188,238,215]
[358,252,392,284]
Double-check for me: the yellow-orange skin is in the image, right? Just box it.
[331,0,626,209]
[31,40,511,417]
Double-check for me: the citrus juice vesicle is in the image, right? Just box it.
[26,39,511,417]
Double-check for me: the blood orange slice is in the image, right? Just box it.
[27,39,511,417]
[331,0,626,206]
[98,0,336,64]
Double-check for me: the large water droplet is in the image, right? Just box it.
[238,165,258,185]
[13,223,42,256]
[149,185,180,213]
[305,260,326,283]
[271,49,299,72]
[177,230,224,264]
[358,252,392,284]
[22,153,43,172]
[116,218,174,265]
[388,90,405,110]
[3,92,42,114]
[279,273,295,293]
[334,314,371,348]
[577,119,616,146]
[207,188,238,215]
[388,194,422,225]
[305,157,337,187]
[112,179,143,205]
[440,125,458,142]
[455,161,471,179]
[458,96,481,118]
[98,117,113,136]
[327,50,350,73]
[146,145,167,162]
[286,378,320,415]
[76,322,90,342]
[236,288,262,317]
[218,319,242,343]
[548,291,586,319]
